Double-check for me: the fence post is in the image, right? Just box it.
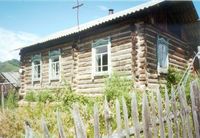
[171,86,180,138]
[94,103,100,138]
[150,93,158,138]
[190,80,200,135]
[41,116,50,138]
[71,104,87,138]
[104,97,112,137]
[142,92,152,138]
[25,121,34,138]
[164,86,173,138]
[131,93,140,138]
[115,99,121,133]
[122,96,130,138]
[156,88,165,138]
[56,110,66,138]
[1,84,5,113]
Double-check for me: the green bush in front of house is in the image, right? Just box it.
[104,72,133,102]
[166,67,200,103]
[5,90,19,109]
[24,91,37,102]
[0,89,18,109]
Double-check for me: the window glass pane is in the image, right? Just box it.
[34,66,37,78]
[96,46,107,54]
[103,66,108,71]
[102,54,108,66]
[158,42,168,68]
[96,55,101,66]
[98,66,101,72]
[161,44,167,68]
[56,62,59,75]
[51,56,60,79]
[33,63,40,79]
[38,65,40,78]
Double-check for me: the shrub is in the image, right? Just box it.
[25,91,37,102]
[37,90,53,103]
[104,73,133,102]
[166,67,200,103]
[166,67,182,90]
[5,90,18,109]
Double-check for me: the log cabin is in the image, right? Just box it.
[19,0,200,96]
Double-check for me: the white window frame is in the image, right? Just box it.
[49,49,61,81]
[92,37,111,78]
[31,54,42,84]
[157,36,169,74]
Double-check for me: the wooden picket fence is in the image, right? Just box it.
[25,80,200,138]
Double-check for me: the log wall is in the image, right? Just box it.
[144,24,191,89]
[75,25,133,94]
[20,22,193,95]
[20,43,74,95]
[20,24,133,95]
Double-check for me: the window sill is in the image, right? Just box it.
[94,71,109,77]
[50,78,60,81]
[158,68,168,75]
[33,79,41,82]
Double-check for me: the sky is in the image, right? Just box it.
[0,0,200,62]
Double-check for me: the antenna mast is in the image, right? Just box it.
[72,0,83,31]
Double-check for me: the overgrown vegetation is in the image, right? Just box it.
[0,71,199,137]
[166,67,199,102]
[104,73,133,102]
[0,90,18,109]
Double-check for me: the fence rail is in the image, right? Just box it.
[24,80,200,138]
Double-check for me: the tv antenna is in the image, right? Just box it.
[72,0,83,31]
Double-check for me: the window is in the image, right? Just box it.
[32,54,41,82]
[92,37,111,76]
[49,49,61,80]
[157,36,169,74]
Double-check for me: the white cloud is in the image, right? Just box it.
[0,27,39,62]
[98,5,108,11]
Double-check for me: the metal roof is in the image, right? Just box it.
[1,72,20,88]
[20,0,164,49]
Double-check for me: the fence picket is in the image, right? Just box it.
[122,96,130,138]
[115,99,122,133]
[56,110,66,138]
[164,86,173,138]
[180,113,187,138]
[150,93,158,138]
[142,92,152,138]
[41,117,50,138]
[1,85,5,113]
[25,121,34,138]
[190,81,200,138]
[71,104,87,138]
[171,86,180,138]
[182,86,193,138]
[177,86,192,138]
[104,97,112,137]
[94,103,100,138]
[131,93,140,138]
[156,88,165,138]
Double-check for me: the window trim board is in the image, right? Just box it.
[31,53,42,85]
[91,37,111,79]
